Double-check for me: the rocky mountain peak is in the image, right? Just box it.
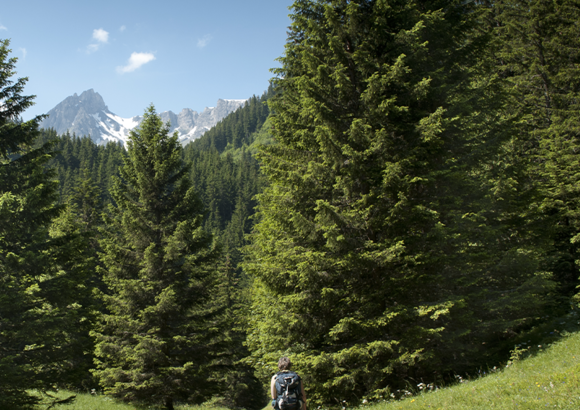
[76,89,109,114]
[40,90,247,146]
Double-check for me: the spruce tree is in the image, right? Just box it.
[243,1,554,405]
[93,105,221,410]
[0,39,93,409]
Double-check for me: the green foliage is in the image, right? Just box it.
[39,90,272,409]
[183,111,271,410]
[188,87,273,154]
[490,0,580,302]
[92,105,224,410]
[39,130,126,206]
[243,1,555,406]
[0,39,96,409]
[182,87,273,262]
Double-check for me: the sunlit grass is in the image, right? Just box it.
[364,329,580,409]
[43,390,231,410]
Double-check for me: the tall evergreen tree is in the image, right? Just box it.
[93,105,222,410]
[243,1,554,405]
[0,39,93,409]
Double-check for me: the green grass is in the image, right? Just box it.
[35,390,231,410]
[365,329,580,409]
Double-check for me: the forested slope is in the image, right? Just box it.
[31,89,274,409]
[41,86,273,268]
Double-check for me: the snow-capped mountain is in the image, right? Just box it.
[40,89,247,146]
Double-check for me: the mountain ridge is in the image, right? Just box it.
[40,89,247,146]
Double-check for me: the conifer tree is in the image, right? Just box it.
[93,105,221,410]
[0,39,93,409]
[243,1,554,405]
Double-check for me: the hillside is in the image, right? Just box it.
[368,313,580,409]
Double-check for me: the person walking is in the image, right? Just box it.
[271,357,307,410]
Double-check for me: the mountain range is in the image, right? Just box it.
[40,89,247,146]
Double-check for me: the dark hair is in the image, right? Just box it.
[278,357,291,371]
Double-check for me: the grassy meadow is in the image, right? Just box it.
[38,391,232,410]
[365,320,580,409]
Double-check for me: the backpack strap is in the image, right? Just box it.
[274,371,290,393]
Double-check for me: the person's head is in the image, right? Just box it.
[278,357,291,371]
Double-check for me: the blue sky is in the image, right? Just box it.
[1,0,293,120]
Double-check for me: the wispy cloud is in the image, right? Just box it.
[0,24,7,31]
[119,25,126,32]
[197,34,212,48]
[20,48,27,59]
[117,52,155,74]
[86,28,109,53]
[87,44,99,53]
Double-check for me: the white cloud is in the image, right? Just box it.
[93,28,109,43]
[86,28,109,53]
[20,48,26,59]
[120,25,126,32]
[0,24,7,30]
[197,34,212,48]
[117,52,155,74]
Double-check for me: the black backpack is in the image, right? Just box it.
[275,371,302,410]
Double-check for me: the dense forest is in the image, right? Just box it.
[40,85,273,270]
[1,0,580,409]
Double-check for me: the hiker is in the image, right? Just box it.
[271,357,307,410]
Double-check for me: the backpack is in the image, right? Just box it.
[275,371,302,410]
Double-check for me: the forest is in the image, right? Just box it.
[1,0,580,409]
